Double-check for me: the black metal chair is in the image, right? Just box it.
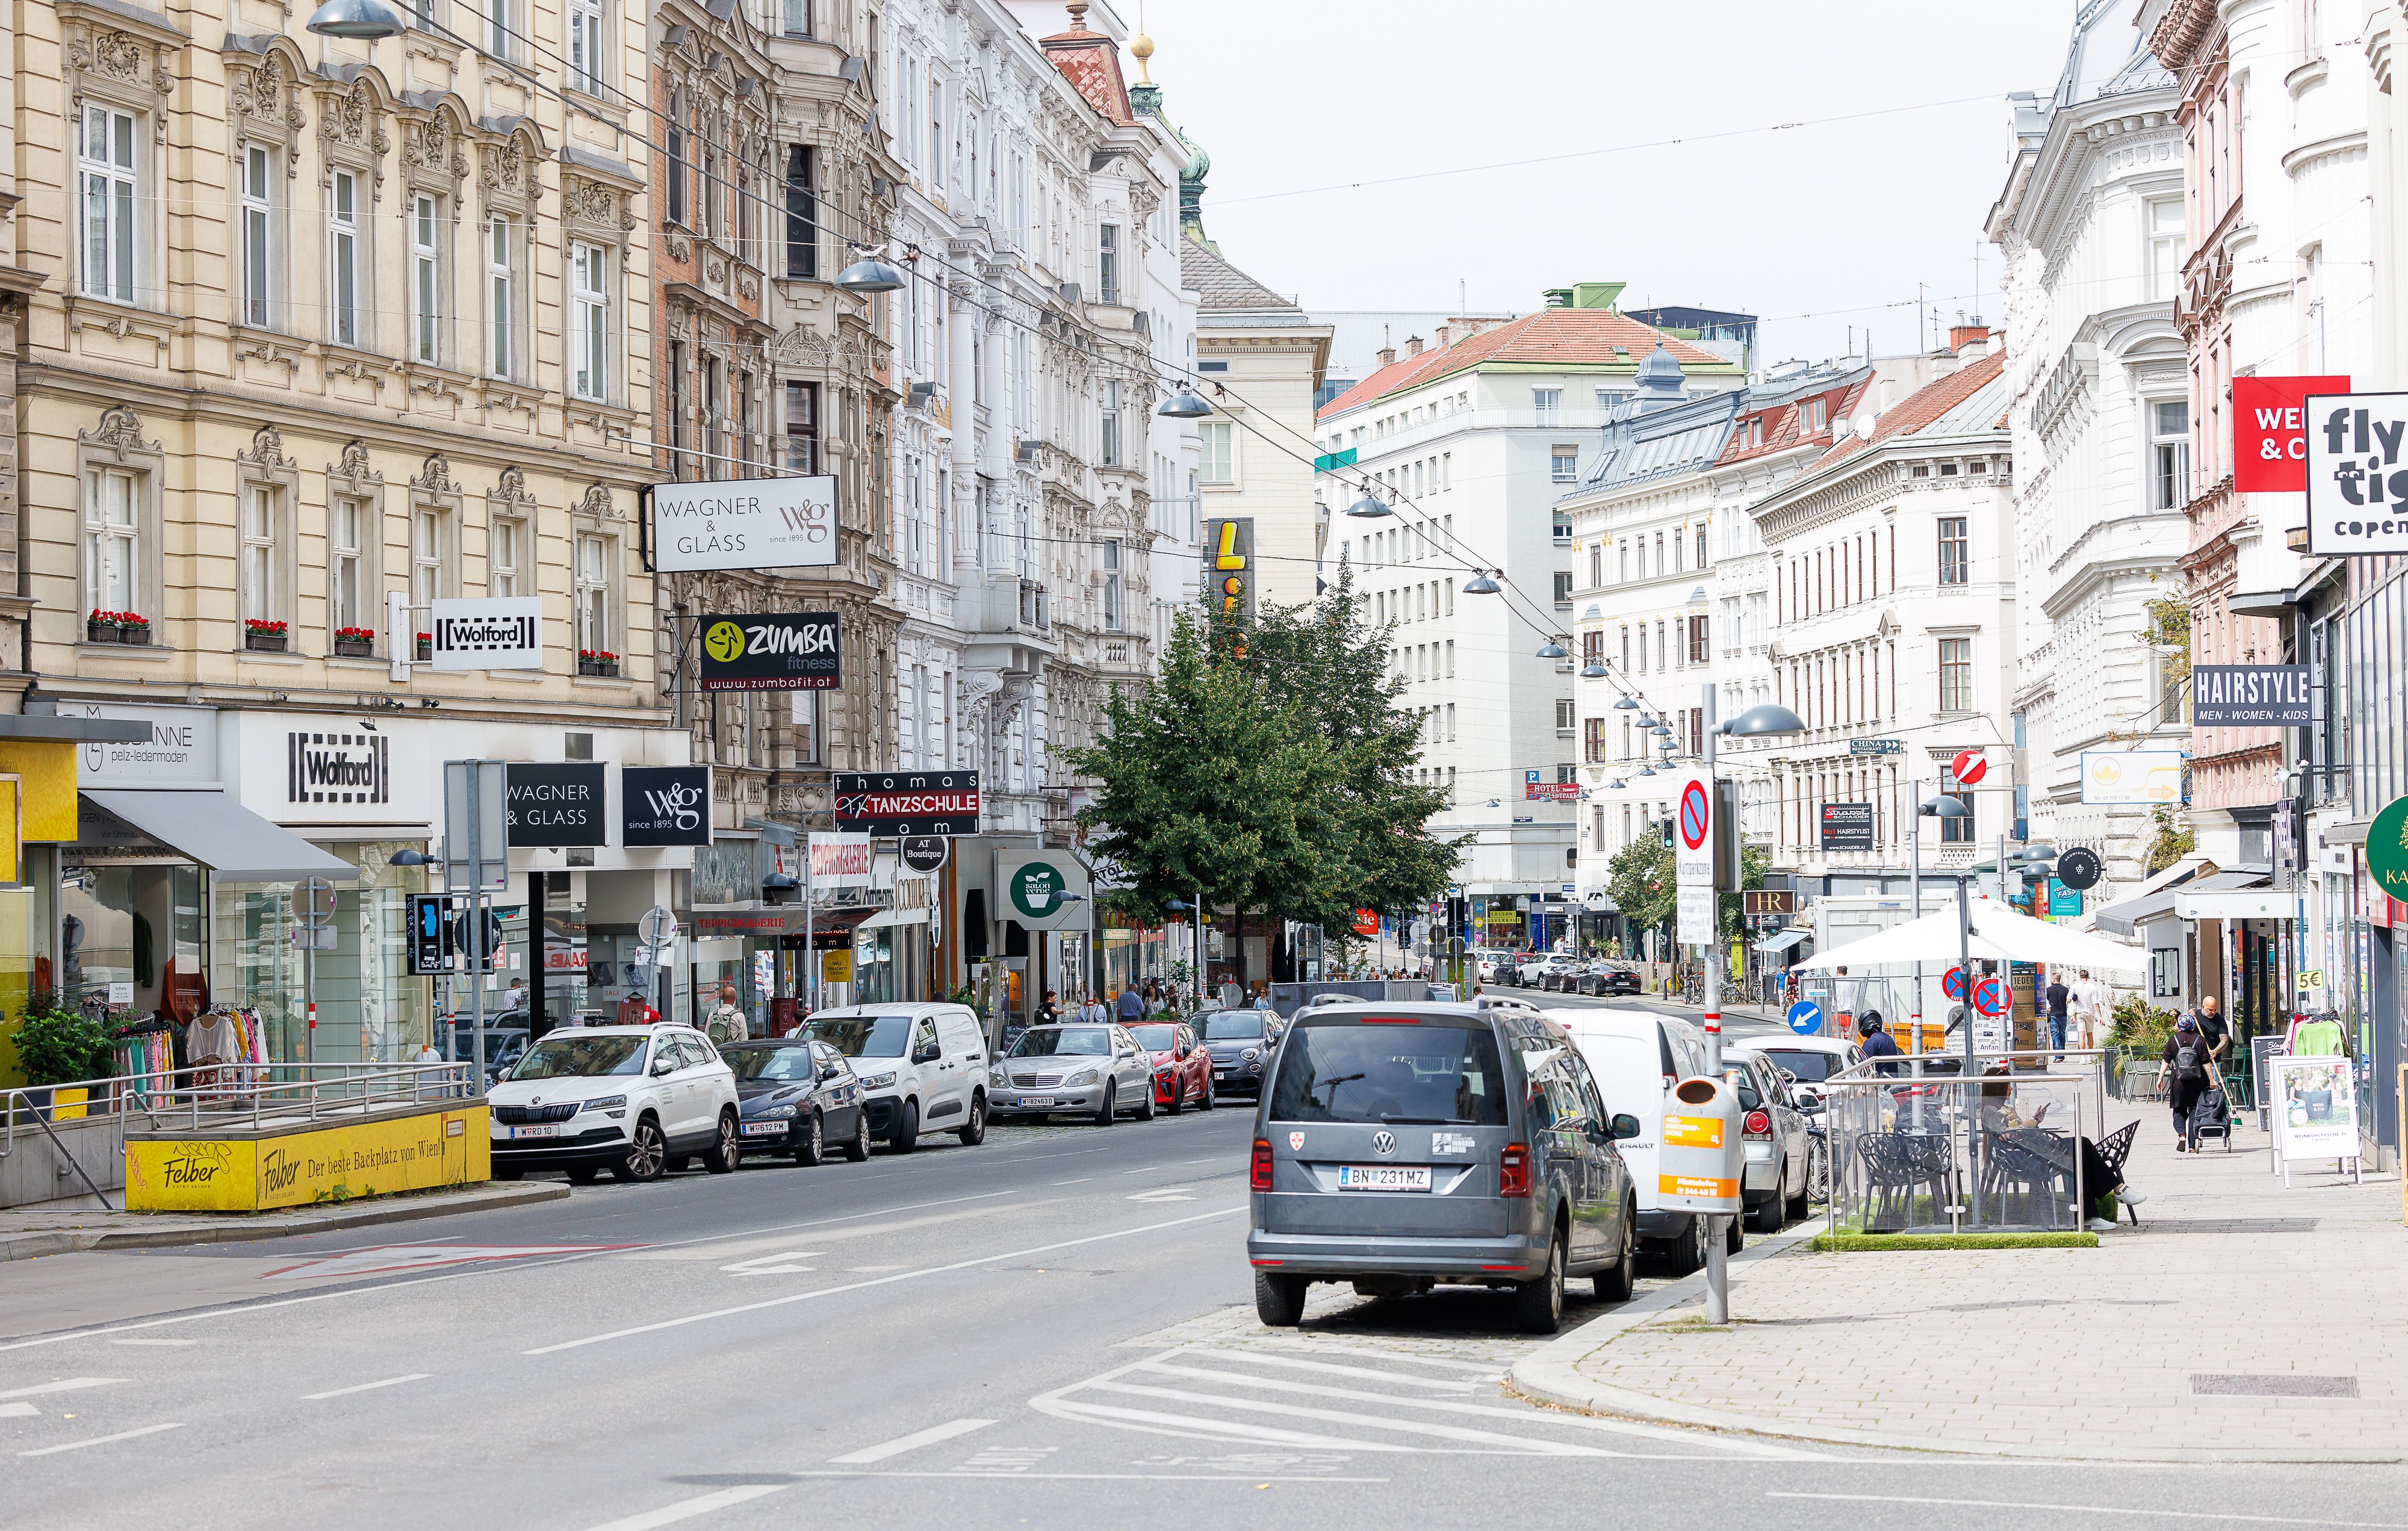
[1858,1131,1951,1233]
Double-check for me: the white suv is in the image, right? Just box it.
[804,1003,989,1152]
[489,1024,740,1185]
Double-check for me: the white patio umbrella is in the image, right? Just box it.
[1789,894,2145,973]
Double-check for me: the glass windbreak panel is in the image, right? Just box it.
[808,1013,911,1057]
[1268,1020,1509,1125]
[1011,1027,1112,1057]
[211,841,427,1065]
[512,1034,647,1078]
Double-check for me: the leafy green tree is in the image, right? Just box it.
[1606,831,1674,939]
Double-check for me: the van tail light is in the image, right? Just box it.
[1498,1142,1532,1199]
[1743,1109,1772,1139]
[1250,1137,1274,1192]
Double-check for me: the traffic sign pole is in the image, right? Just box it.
[1697,681,1729,1326]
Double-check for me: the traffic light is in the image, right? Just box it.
[1659,817,1674,849]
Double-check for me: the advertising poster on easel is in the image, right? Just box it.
[2271,1055,2362,1185]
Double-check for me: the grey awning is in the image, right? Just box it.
[81,789,355,883]
[2093,871,2268,937]
[1754,929,1810,954]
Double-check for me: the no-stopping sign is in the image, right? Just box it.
[1972,974,2009,1018]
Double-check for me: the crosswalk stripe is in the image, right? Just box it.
[1034,1397,1419,1450]
[1179,1347,1478,1391]
[1081,1378,1624,1456]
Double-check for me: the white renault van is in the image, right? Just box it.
[802,1003,989,1151]
[1548,1009,1724,1272]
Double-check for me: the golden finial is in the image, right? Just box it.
[1132,1,1153,81]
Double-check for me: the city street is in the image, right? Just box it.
[3,992,2402,1530]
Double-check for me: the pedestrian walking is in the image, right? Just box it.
[1860,1013,1903,1077]
[1077,992,1107,1025]
[2044,971,2071,1059]
[1116,985,1145,1024]
[2163,1014,2213,1150]
[1038,989,1061,1025]
[2068,968,2105,1051]
[2189,994,2232,1072]
[703,983,748,1048]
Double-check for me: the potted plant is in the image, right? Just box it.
[87,609,121,643]
[13,1002,112,1120]
[244,617,289,652]
[118,611,152,647]
[415,631,434,661]
[334,625,376,658]
[579,648,619,677]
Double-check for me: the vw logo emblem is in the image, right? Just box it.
[1371,1130,1397,1157]
[531,1097,542,1106]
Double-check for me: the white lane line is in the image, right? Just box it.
[0,1378,120,1401]
[21,1422,184,1456]
[716,1252,822,1276]
[107,1339,197,1348]
[521,1205,1246,1356]
[300,1373,430,1400]
[1052,1178,1093,1185]
[1767,1494,2408,1527]
[800,1468,1389,1482]
[577,1485,789,1531]
[827,1417,994,1464]
[0,1402,36,1419]
[1181,1348,1478,1391]
[1038,1396,1416,1451]
[1125,1189,1195,1203]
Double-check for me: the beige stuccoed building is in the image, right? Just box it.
[3,0,698,1063]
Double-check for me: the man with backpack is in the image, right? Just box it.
[2163,1013,2214,1151]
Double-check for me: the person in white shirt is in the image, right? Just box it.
[2066,969,2106,1050]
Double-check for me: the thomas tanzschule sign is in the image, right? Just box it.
[833,771,981,836]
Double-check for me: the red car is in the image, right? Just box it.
[1128,1020,1215,1113]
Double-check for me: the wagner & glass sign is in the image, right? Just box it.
[505,762,606,847]
[650,477,837,572]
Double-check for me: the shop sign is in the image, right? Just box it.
[1351,909,1380,937]
[2079,750,2185,805]
[125,1107,488,1213]
[1206,516,1254,618]
[697,613,842,691]
[2365,795,2408,903]
[833,770,981,836]
[1819,802,1873,852]
[428,598,542,670]
[2234,375,2349,492]
[288,728,391,806]
[806,832,873,888]
[900,835,951,874]
[54,702,219,787]
[2270,1055,2359,1163]
[821,949,854,985]
[621,766,712,846]
[995,849,1091,931]
[2306,391,2408,555]
[651,475,837,572]
[504,762,606,847]
[2191,664,2312,727]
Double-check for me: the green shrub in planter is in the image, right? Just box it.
[14,1007,113,1086]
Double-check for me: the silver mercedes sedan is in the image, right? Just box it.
[987,1023,1158,1125]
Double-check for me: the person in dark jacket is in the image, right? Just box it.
[1860,1013,1903,1077]
[2162,1013,2215,1150]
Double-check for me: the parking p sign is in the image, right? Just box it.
[2306,392,2408,555]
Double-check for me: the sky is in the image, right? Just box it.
[1128,0,2090,367]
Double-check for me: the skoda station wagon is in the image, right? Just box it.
[1246,1003,1642,1334]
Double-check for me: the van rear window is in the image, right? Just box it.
[1268,1021,1508,1126]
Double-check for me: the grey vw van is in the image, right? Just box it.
[1246,1002,1641,1334]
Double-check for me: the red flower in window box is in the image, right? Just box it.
[335,626,376,643]
[244,619,289,636]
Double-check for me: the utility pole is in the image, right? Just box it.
[1700,681,1729,1326]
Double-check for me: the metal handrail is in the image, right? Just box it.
[2,1061,477,1160]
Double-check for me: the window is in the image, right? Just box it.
[412,505,445,608]
[491,515,522,598]
[328,170,362,348]
[1446,640,1454,677]
[1098,223,1120,305]
[241,486,278,624]
[486,0,515,58]
[1937,516,1969,586]
[666,114,686,227]
[240,143,274,327]
[1100,380,1122,466]
[703,356,724,473]
[1552,571,1572,605]
[487,216,517,376]
[1695,526,1707,569]
[330,497,365,634]
[79,105,138,303]
[1199,421,1233,483]
[1102,539,1122,631]
[411,193,443,364]
[2147,196,2186,302]
[1551,446,1578,481]
[1532,388,1562,422]
[668,339,687,477]
[85,468,139,614]
[1583,716,1607,762]
[781,0,810,36]
[570,241,607,400]
[1581,629,1602,666]
[576,531,613,655]
[784,381,819,473]
[1938,637,1973,713]
[1940,787,1975,844]
[784,145,817,279]
[1556,699,1575,734]
[2152,399,2190,510]
[1687,614,1708,664]
[567,0,604,93]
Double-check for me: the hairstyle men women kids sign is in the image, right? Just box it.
[2191,665,2312,727]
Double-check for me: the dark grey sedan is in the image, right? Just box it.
[1198,1010,1282,1098]
[724,1039,870,1164]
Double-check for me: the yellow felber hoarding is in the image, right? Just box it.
[125,1104,489,1213]
[0,740,77,841]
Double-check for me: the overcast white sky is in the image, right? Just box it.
[1130,0,2091,366]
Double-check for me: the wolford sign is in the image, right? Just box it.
[651,476,837,572]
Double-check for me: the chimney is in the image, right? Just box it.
[1950,321,1991,358]
[1405,335,1424,357]
[1434,323,1453,347]
[1376,346,1396,367]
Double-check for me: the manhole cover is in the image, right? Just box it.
[2191,1374,2359,1397]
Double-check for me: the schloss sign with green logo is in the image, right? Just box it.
[1010,862,1067,920]
[2369,795,2408,902]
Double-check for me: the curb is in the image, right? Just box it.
[0,1183,569,1262]
[1505,1222,2402,1464]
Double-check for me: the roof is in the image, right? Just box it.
[1810,350,2009,469]
[1316,306,1732,421]
[1181,238,1296,313]
[1716,373,1872,468]
[1038,11,1132,125]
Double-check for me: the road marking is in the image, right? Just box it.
[579,1485,789,1531]
[1182,1348,1477,1391]
[20,1422,184,1456]
[844,1265,907,1273]
[1126,1188,1196,1202]
[521,1206,1246,1355]
[827,1417,994,1464]
[0,1402,35,1419]
[1052,1178,1093,1185]
[1034,1396,1414,1450]
[795,1469,1388,1482]
[1078,1378,1624,1456]
[1766,1494,2408,1528]
[717,1251,822,1276]
[300,1373,429,1400]
[107,1339,197,1347]
[0,1378,120,1401]
[260,1245,642,1282]
[620,1198,1044,1262]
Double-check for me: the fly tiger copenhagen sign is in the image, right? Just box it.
[2306,392,2408,555]
[650,477,837,572]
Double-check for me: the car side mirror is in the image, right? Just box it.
[1610,1113,1643,1140]
[651,1057,675,1077]
[912,1043,940,1064]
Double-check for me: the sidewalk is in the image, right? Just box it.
[0,1181,568,1262]
[1510,1106,2407,1462]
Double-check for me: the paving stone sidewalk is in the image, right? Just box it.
[0,1180,567,1261]
[1511,1106,2406,1462]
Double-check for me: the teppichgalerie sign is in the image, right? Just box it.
[125,1104,490,1212]
[2367,795,2408,904]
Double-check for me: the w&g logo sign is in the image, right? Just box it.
[621,766,712,846]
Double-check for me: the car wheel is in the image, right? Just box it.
[1786,1162,1811,1222]
[1093,1083,1115,1126]
[843,1109,871,1163]
[610,1119,667,1183]
[1200,1074,1215,1111]
[703,1110,742,1174]
[1255,1270,1308,1328]
[1595,1199,1637,1302]
[1166,1077,1184,1115]
[956,1090,986,1147]
[796,1111,826,1166]
[1727,1212,1746,1255]
[1660,1213,1707,1275]
[1137,1080,1157,1121]
[1749,1169,1787,1233]
[1515,1228,1566,1335]
[890,1098,920,1154]
[493,1166,523,1182]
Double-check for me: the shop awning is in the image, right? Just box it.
[857,906,928,930]
[2096,870,2268,937]
[1754,929,1810,954]
[81,789,355,883]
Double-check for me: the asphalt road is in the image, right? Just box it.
[4,992,2404,1530]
